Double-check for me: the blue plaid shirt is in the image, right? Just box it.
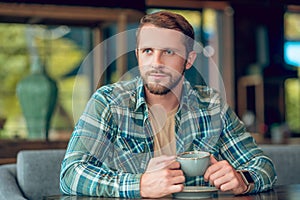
[60,77,277,198]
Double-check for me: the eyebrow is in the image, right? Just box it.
[138,47,182,53]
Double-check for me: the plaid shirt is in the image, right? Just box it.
[60,77,277,198]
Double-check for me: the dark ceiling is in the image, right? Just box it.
[1,0,300,10]
[0,0,146,10]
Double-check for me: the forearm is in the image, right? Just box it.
[220,140,277,193]
[242,156,277,193]
[228,135,277,193]
[60,153,142,198]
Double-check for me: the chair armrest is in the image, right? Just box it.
[260,144,300,185]
[0,164,26,200]
[17,149,66,200]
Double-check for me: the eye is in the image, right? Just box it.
[142,48,153,54]
[164,49,175,55]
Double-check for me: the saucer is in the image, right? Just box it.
[173,186,218,199]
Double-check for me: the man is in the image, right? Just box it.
[60,11,276,198]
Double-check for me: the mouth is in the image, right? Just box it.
[147,73,170,83]
[149,72,168,78]
[147,69,170,80]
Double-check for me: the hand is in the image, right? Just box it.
[204,155,248,195]
[140,155,185,198]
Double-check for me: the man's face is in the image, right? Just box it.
[136,25,192,95]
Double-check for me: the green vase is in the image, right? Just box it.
[16,59,58,140]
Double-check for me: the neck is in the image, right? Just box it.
[145,80,183,113]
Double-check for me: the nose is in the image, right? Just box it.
[151,50,163,68]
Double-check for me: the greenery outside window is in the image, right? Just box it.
[0,23,92,140]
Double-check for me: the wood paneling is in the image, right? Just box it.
[0,2,144,25]
[0,140,68,165]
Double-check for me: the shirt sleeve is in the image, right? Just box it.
[60,91,142,198]
[219,105,277,193]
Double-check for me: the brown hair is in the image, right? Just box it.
[137,11,195,54]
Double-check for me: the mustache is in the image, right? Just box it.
[145,68,175,77]
[147,69,168,74]
[145,69,184,78]
[142,65,185,77]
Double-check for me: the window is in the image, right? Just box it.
[284,11,300,67]
[0,23,92,140]
[0,4,143,140]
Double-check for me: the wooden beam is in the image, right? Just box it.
[146,0,229,10]
[288,5,300,12]
[0,3,144,24]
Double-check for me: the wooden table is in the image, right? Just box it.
[44,184,300,200]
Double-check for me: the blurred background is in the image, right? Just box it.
[0,0,299,163]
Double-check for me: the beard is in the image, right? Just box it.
[142,68,185,95]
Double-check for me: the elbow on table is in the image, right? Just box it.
[60,168,77,195]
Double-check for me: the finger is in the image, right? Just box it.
[211,173,232,189]
[210,155,218,164]
[217,171,246,194]
[205,159,228,179]
[153,155,177,165]
[166,184,184,194]
[169,169,184,177]
[170,173,185,185]
[217,176,240,192]
[206,163,235,187]
[209,165,231,182]
[147,156,177,172]
[204,163,221,181]
[167,161,181,170]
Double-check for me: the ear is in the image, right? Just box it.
[135,49,139,59]
[185,51,197,70]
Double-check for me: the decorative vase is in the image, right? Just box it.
[16,57,58,140]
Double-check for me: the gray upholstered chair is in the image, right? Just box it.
[0,149,65,200]
[259,144,300,185]
[0,145,300,199]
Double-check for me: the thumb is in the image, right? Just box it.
[210,154,218,164]
[146,155,176,172]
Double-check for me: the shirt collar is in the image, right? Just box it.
[132,77,200,112]
[133,77,147,112]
